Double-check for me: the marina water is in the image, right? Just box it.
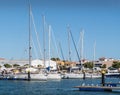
[0,78,120,95]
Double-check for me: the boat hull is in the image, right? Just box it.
[105,73,120,78]
[62,73,101,79]
[1,73,47,81]
[62,73,83,79]
[47,73,61,80]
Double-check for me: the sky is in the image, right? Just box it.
[0,0,120,61]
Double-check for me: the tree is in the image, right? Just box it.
[51,58,60,61]
[24,64,29,67]
[51,58,56,61]
[37,65,42,68]
[112,61,120,69]
[13,64,20,67]
[56,58,60,61]
[101,64,106,68]
[4,64,12,68]
[58,65,63,70]
[84,62,93,69]
[62,65,68,70]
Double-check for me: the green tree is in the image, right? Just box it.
[37,65,42,68]
[51,58,60,61]
[56,58,60,61]
[51,58,56,61]
[84,62,93,69]
[101,64,106,68]
[24,64,29,67]
[58,65,63,70]
[62,65,68,70]
[13,64,20,67]
[112,61,120,69]
[4,64,12,68]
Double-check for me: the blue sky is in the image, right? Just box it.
[0,0,120,61]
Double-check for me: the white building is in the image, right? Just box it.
[0,58,57,70]
[31,59,57,70]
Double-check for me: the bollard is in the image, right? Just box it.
[28,70,31,81]
[83,70,86,80]
[101,70,105,86]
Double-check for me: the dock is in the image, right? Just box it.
[74,70,120,92]
[74,86,120,92]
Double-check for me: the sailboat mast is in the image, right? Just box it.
[48,25,51,70]
[80,30,84,70]
[29,4,32,68]
[69,29,81,64]
[93,41,96,69]
[43,15,46,67]
[67,25,71,62]
[59,42,65,61]
[28,3,32,81]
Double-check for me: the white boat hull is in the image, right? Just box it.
[62,73,83,79]
[62,73,101,79]
[85,73,101,78]
[14,73,47,81]
[47,73,61,80]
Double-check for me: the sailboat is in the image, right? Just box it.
[45,25,61,80]
[13,4,47,81]
[62,26,84,79]
[63,28,101,79]
[85,41,101,79]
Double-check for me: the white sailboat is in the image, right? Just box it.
[62,26,84,79]
[85,41,101,79]
[28,5,47,81]
[62,29,101,79]
[13,4,47,81]
[46,25,61,80]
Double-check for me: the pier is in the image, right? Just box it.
[74,70,120,92]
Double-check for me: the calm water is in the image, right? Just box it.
[0,78,120,95]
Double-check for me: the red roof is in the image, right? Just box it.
[0,58,5,60]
